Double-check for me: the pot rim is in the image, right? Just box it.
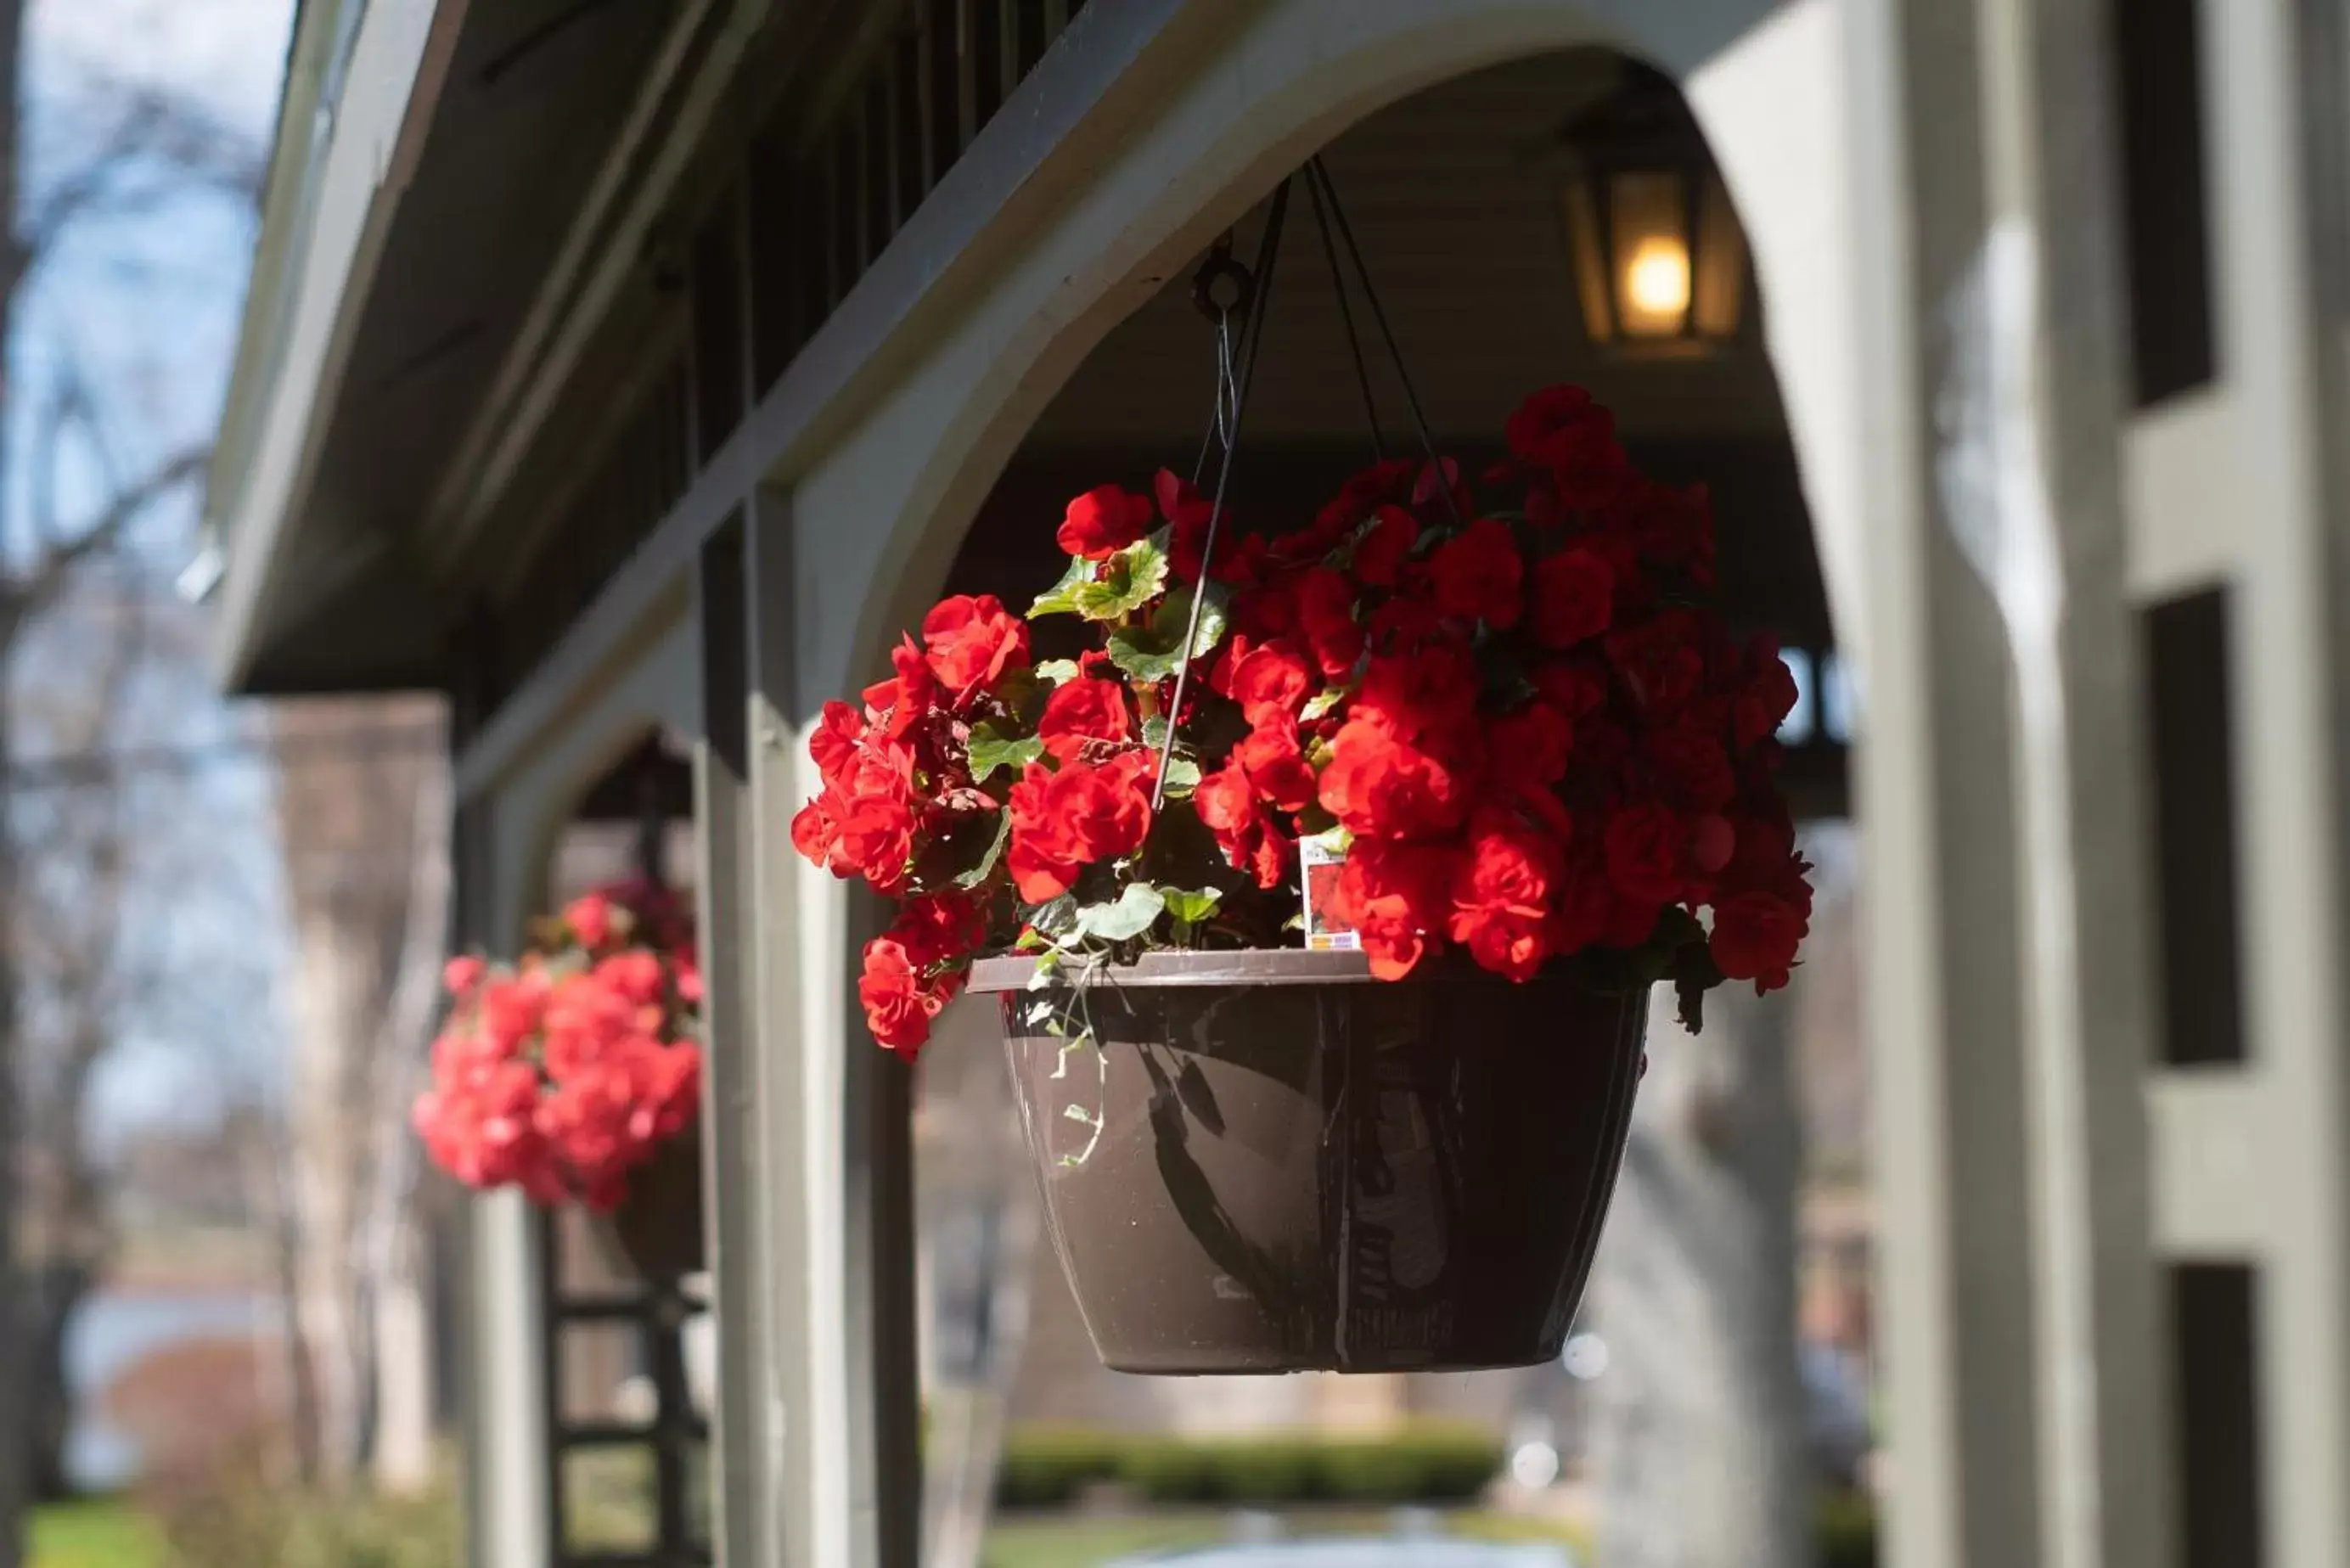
[970,947,1370,993]
[967,947,1629,995]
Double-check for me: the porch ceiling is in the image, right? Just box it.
[217,0,685,694]
[1006,52,1824,646]
[1032,53,1791,449]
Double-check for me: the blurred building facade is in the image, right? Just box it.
[204,2,2348,1566]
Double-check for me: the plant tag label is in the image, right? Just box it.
[1301,833,1359,952]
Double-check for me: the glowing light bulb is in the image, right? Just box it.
[1624,236,1691,320]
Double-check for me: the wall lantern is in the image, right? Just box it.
[1558,65,1749,352]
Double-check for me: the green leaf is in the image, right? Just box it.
[1028,555,1095,618]
[1301,824,1351,857]
[950,812,1011,889]
[1479,645,1538,712]
[1033,659,1082,687]
[1161,886,1223,925]
[1672,942,1722,1033]
[1026,894,1080,941]
[1105,582,1230,682]
[1071,539,1169,622]
[1071,882,1167,942]
[1134,716,1199,794]
[1651,903,1707,952]
[1301,688,1347,722]
[967,722,1044,782]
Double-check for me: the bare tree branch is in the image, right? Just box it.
[8,444,207,625]
[0,25,267,1548]
[26,381,65,554]
[18,89,261,267]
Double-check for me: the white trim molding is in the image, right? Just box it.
[207,0,469,688]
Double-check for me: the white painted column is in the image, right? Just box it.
[1831,1,2173,1565]
[694,513,779,1568]
[745,481,923,1568]
[744,481,830,1568]
[1971,3,2173,1567]
[460,795,554,1568]
[2199,1,2350,1562]
[1837,3,2042,1561]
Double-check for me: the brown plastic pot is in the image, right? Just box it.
[970,949,1645,1374]
[594,1127,706,1280]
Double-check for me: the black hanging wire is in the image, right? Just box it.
[1306,155,1465,530]
[1190,233,1252,486]
[1189,312,1235,487]
[1152,177,1295,806]
[634,752,669,886]
[1150,159,1461,801]
[1303,167,1386,464]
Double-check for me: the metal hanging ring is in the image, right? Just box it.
[1192,236,1255,324]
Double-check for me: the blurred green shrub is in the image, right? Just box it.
[148,1453,459,1568]
[992,1426,1128,1508]
[1816,1488,1879,1568]
[1311,1425,1498,1504]
[1197,1436,1318,1503]
[994,1421,1504,1509]
[29,1498,160,1568]
[1113,1436,1217,1505]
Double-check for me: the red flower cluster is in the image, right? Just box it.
[796,385,1815,1059]
[411,881,704,1211]
[1007,751,1155,902]
[790,588,1092,1054]
[858,890,991,1058]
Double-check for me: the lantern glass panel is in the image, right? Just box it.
[1606,168,1691,338]
[1693,171,1747,338]
[1562,175,1615,344]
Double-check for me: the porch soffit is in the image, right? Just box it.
[210,0,763,694]
[205,0,466,693]
[453,0,1208,793]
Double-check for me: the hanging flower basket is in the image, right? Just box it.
[596,1121,706,1280]
[412,880,706,1279]
[794,167,1813,1371]
[974,950,1643,1372]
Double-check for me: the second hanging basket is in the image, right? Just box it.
[594,1126,707,1282]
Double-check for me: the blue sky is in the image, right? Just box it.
[17,0,298,1144]
[37,0,291,125]
[23,0,293,531]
